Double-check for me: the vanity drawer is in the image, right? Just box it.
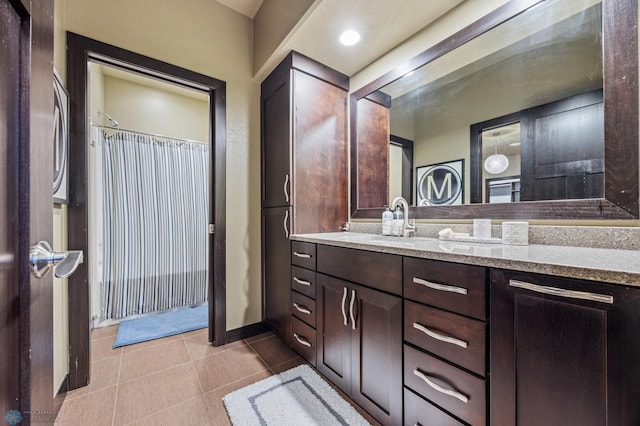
[404,345,486,426]
[405,300,486,376]
[291,291,316,328]
[291,266,316,298]
[404,257,487,320]
[292,241,316,270]
[291,316,316,366]
[317,244,402,295]
[404,387,465,426]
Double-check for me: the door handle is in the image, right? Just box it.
[29,241,84,279]
[349,289,356,330]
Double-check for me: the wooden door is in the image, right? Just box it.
[261,72,291,208]
[0,0,56,422]
[262,207,291,341]
[316,274,352,393]
[350,283,402,426]
[491,269,640,426]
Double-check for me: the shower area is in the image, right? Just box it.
[87,62,210,325]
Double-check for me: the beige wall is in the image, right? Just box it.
[253,0,315,75]
[59,0,263,337]
[53,0,69,394]
[102,74,209,143]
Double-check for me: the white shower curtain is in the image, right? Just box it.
[101,131,209,320]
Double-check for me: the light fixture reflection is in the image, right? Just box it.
[484,153,509,174]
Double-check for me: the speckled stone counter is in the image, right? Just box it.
[291,232,640,287]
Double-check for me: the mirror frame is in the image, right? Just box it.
[350,0,638,220]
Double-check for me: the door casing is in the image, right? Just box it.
[66,32,227,390]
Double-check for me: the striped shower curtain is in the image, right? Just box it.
[101,132,209,320]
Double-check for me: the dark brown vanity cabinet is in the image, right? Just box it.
[261,52,349,341]
[491,269,640,426]
[403,258,488,426]
[316,245,403,426]
[289,241,317,366]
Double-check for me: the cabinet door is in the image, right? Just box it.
[351,283,403,426]
[291,70,348,233]
[262,207,291,341]
[262,75,291,208]
[316,274,352,393]
[491,269,640,426]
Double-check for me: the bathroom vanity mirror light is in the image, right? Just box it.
[350,0,638,220]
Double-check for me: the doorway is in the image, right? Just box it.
[66,32,227,390]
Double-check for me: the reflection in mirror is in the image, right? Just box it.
[482,123,521,203]
[352,0,638,218]
[358,0,607,207]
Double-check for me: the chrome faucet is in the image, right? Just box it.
[391,196,415,237]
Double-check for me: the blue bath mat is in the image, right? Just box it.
[113,305,208,348]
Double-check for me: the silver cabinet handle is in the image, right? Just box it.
[293,303,311,315]
[29,241,84,279]
[413,322,468,348]
[341,287,348,326]
[349,289,356,330]
[283,173,290,203]
[293,276,311,286]
[293,251,311,259]
[283,210,289,238]
[413,277,468,295]
[509,279,614,304]
[413,369,469,403]
[293,333,311,348]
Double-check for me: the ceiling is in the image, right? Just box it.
[216,0,264,18]
[217,0,465,78]
[277,0,464,77]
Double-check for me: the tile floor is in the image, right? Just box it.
[55,327,378,425]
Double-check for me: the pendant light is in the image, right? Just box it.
[484,139,509,174]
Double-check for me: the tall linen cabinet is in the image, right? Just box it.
[261,52,349,341]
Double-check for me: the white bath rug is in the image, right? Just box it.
[223,364,371,425]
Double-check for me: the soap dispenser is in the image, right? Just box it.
[382,205,393,235]
[392,206,404,236]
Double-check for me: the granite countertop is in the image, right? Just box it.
[291,232,640,287]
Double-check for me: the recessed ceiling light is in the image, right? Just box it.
[339,30,361,46]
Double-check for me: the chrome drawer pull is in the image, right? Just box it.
[293,277,311,286]
[413,322,468,348]
[283,173,290,203]
[509,279,614,304]
[349,289,356,330]
[293,303,311,315]
[413,277,468,295]
[413,369,469,404]
[293,251,311,259]
[283,210,290,239]
[293,333,311,348]
[341,287,348,326]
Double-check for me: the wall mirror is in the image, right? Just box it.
[351,0,638,220]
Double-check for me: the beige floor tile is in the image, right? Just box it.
[270,356,307,374]
[56,386,117,426]
[184,334,243,360]
[244,331,274,344]
[125,395,215,426]
[66,355,122,400]
[91,336,123,361]
[194,345,270,392]
[202,370,273,426]
[119,339,191,383]
[179,327,208,339]
[249,335,299,367]
[114,363,203,422]
[91,325,119,340]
